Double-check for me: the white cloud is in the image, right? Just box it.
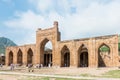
[18,31,36,45]
[4,10,45,30]
[60,0,120,39]
[4,0,120,45]
[28,0,54,13]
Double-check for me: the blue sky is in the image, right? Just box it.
[0,0,120,46]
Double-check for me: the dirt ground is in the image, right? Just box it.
[0,74,25,80]
[0,66,119,80]
[7,67,118,76]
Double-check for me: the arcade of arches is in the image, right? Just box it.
[6,21,120,67]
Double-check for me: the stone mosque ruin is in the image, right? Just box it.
[5,21,120,68]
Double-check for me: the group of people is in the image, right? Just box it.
[5,63,52,72]
[35,63,52,68]
[0,64,3,68]
[9,63,34,72]
[35,64,43,68]
[27,63,34,72]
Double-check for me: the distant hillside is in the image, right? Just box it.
[0,37,17,55]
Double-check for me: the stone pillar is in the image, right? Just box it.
[5,49,9,66]
[89,38,98,68]
[52,47,56,67]
[111,39,119,67]
[32,49,36,65]
[23,52,27,65]
[13,52,17,65]
[35,42,40,64]
[53,43,61,67]
[70,41,77,68]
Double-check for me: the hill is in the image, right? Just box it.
[0,37,17,55]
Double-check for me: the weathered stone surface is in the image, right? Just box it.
[5,21,120,67]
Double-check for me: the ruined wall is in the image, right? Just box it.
[55,34,119,68]
[6,44,36,66]
[5,21,120,67]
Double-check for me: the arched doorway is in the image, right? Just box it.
[40,38,52,67]
[27,48,33,65]
[61,45,70,67]
[98,44,110,67]
[17,49,23,65]
[9,51,13,65]
[78,44,88,67]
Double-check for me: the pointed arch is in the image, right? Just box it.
[98,43,111,67]
[40,38,50,50]
[8,51,13,65]
[17,49,23,65]
[40,38,53,67]
[61,45,70,67]
[78,44,88,67]
[98,43,110,53]
[27,48,33,65]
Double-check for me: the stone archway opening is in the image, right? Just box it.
[98,44,110,67]
[8,51,13,65]
[61,46,70,67]
[78,44,88,67]
[27,48,33,65]
[40,38,52,67]
[80,52,88,67]
[17,49,23,65]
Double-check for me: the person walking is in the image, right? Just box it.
[10,63,14,71]
[28,64,34,72]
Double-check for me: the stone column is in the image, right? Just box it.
[13,52,17,65]
[23,52,27,65]
[89,39,98,68]
[5,49,9,66]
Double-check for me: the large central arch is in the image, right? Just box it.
[78,44,88,67]
[61,45,70,67]
[36,22,60,66]
[40,38,53,67]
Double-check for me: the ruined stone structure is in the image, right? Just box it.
[0,53,5,65]
[6,21,120,67]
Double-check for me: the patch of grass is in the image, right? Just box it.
[56,78,89,80]
[41,77,50,80]
[96,68,101,70]
[80,74,95,77]
[19,77,42,80]
[102,70,120,78]
[0,70,11,72]
[19,77,90,80]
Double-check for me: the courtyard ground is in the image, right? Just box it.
[0,66,120,80]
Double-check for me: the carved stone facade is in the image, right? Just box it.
[6,21,120,67]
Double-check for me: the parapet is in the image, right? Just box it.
[53,21,58,27]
